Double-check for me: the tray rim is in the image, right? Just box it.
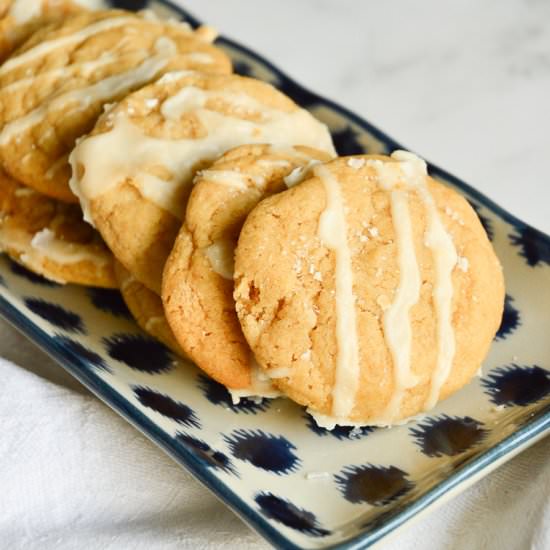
[1,1,548,548]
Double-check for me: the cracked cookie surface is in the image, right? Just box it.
[234,153,504,426]
[162,144,332,389]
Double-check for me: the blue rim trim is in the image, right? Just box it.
[2,2,548,549]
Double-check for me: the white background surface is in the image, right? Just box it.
[184,0,550,235]
[1,1,549,549]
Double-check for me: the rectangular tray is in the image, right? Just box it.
[1,1,548,548]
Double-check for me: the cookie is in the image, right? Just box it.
[234,151,505,427]
[162,144,332,391]
[70,70,336,293]
[0,168,116,286]
[114,261,185,357]
[0,0,106,62]
[0,9,232,202]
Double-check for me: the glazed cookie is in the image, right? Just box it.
[70,70,336,293]
[0,169,115,286]
[162,144,332,392]
[114,261,185,357]
[234,151,505,428]
[0,9,232,202]
[0,0,106,62]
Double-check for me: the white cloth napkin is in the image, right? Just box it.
[0,319,548,550]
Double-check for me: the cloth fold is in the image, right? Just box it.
[0,357,265,549]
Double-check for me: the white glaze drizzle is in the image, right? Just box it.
[284,159,321,188]
[204,238,235,280]
[8,0,41,24]
[228,358,281,404]
[366,151,458,421]
[0,38,177,146]
[405,177,459,408]
[388,152,458,411]
[199,169,251,190]
[256,159,291,169]
[70,74,335,223]
[197,149,322,210]
[315,164,360,419]
[267,367,292,379]
[0,226,107,282]
[0,16,136,75]
[309,151,458,428]
[368,158,421,422]
[307,408,420,430]
[201,156,297,190]
[180,52,214,64]
[30,228,109,265]
[1,53,117,95]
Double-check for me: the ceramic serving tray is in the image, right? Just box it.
[1,1,549,548]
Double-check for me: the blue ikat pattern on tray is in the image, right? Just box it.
[87,288,131,319]
[224,430,301,474]
[133,386,201,428]
[255,492,331,537]
[335,465,413,506]
[103,334,175,373]
[53,335,109,372]
[496,294,521,341]
[176,433,237,476]
[410,416,488,458]
[25,298,85,333]
[10,260,60,286]
[482,365,550,407]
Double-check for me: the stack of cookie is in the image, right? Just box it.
[0,0,108,63]
[0,5,505,429]
[0,5,232,286]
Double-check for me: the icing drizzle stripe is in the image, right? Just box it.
[315,165,360,419]
[205,238,235,280]
[309,152,458,428]
[417,185,458,410]
[0,16,135,75]
[379,188,421,420]
[0,38,176,146]
[228,358,281,403]
[199,170,251,190]
[388,151,458,415]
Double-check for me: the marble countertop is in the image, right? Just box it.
[184,0,550,234]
